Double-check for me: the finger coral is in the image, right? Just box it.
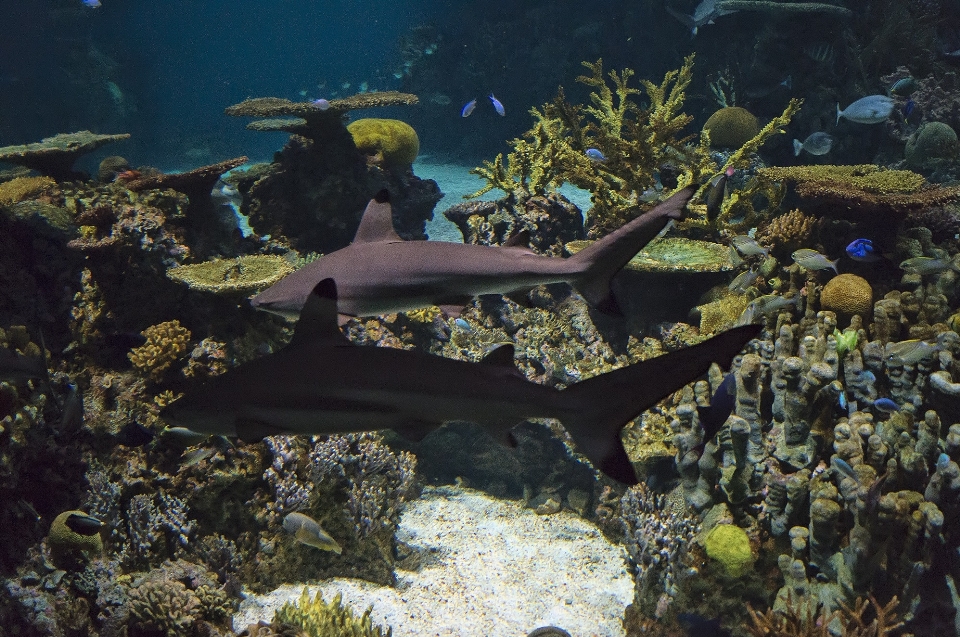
[128,320,192,381]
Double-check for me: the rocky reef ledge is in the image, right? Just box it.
[236,486,633,637]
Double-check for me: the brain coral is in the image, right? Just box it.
[48,510,102,569]
[905,122,958,170]
[348,118,420,167]
[820,273,872,317]
[703,107,760,148]
[704,523,753,577]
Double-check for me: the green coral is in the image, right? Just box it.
[758,164,926,194]
[0,175,55,206]
[48,510,103,569]
[167,255,295,295]
[834,328,859,358]
[905,122,958,170]
[275,588,392,637]
[704,523,754,577]
[347,118,420,167]
[703,107,759,148]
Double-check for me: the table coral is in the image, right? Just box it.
[166,255,295,295]
[0,131,130,180]
[127,320,192,381]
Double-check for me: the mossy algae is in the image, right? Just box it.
[704,523,754,577]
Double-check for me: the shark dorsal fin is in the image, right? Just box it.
[480,343,516,367]
[290,279,352,347]
[352,189,402,244]
[503,229,531,248]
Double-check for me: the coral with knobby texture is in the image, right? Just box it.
[905,122,958,171]
[274,588,392,637]
[127,320,192,381]
[820,274,872,318]
[47,510,103,569]
[696,294,750,334]
[0,131,130,180]
[166,255,295,295]
[757,164,960,217]
[97,155,130,182]
[755,209,817,259]
[704,524,754,577]
[703,107,760,148]
[0,176,55,206]
[125,560,235,637]
[347,119,420,168]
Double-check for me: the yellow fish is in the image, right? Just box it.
[283,512,342,554]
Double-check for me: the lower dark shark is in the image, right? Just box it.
[164,279,761,484]
[250,187,695,322]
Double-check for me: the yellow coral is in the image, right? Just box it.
[755,209,816,256]
[703,107,759,148]
[821,274,872,317]
[0,176,55,206]
[48,510,102,569]
[128,320,192,381]
[167,255,295,295]
[759,164,926,194]
[275,588,392,637]
[696,294,749,334]
[404,306,442,323]
[704,524,754,577]
[348,118,420,167]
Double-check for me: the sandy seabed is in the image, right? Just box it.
[236,486,633,637]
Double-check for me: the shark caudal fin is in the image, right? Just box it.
[569,187,695,314]
[560,324,760,484]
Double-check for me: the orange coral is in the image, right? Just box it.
[755,209,816,257]
[128,320,192,381]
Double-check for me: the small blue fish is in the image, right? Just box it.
[82,0,102,7]
[937,453,952,471]
[838,391,847,411]
[873,397,899,413]
[833,457,861,484]
[846,238,880,262]
[488,93,505,116]
[454,318,472,332]
[902,99,916,118]
[585,148,607,162]
[461,99,477,118]
[310,98,331,111]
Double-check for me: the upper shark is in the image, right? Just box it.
[665,0,737,36]
[250,187,695,322]
[164,279,760,485]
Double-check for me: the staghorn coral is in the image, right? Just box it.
[745,594,903,637]
[275,588,392,637]
[167,255,295,295]
[128,320,192,381]
[0,175,55,206]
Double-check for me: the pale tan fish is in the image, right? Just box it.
[283,512,342,554]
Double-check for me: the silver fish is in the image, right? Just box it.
[737,294,799,325]
[885,339,937,366]
[283,512,342,553]
[792,248,838,273]
[728,268,759,293]
[899,257,960,275]
[803,41,836,64]
[730,235,769,258]
[836,95,895,125]
[793,132,833,156]
[832,457,860,484]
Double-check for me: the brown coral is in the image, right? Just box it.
[745,593,902,637]
[820,274,872,318]
[755,209,817,258]
[128,320,192,381]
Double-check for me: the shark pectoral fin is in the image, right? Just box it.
[290,279,353,347]
[597,435,639,485]
[480,343,515,366]
[503,229,531,248]
[236,418,287,441]
[352,189,403,244]
[394,421,435,442]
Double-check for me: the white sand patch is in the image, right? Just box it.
[236,486,633,637]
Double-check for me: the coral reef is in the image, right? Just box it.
[0,176,55,206]
[704,524,754,577]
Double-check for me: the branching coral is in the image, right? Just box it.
[755,209,817,258]
[127,320,192,381]
[274,588,392,637]
[745,594,903,637]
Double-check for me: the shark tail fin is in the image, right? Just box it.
[560,324,760,484]
[569,187,695,315]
